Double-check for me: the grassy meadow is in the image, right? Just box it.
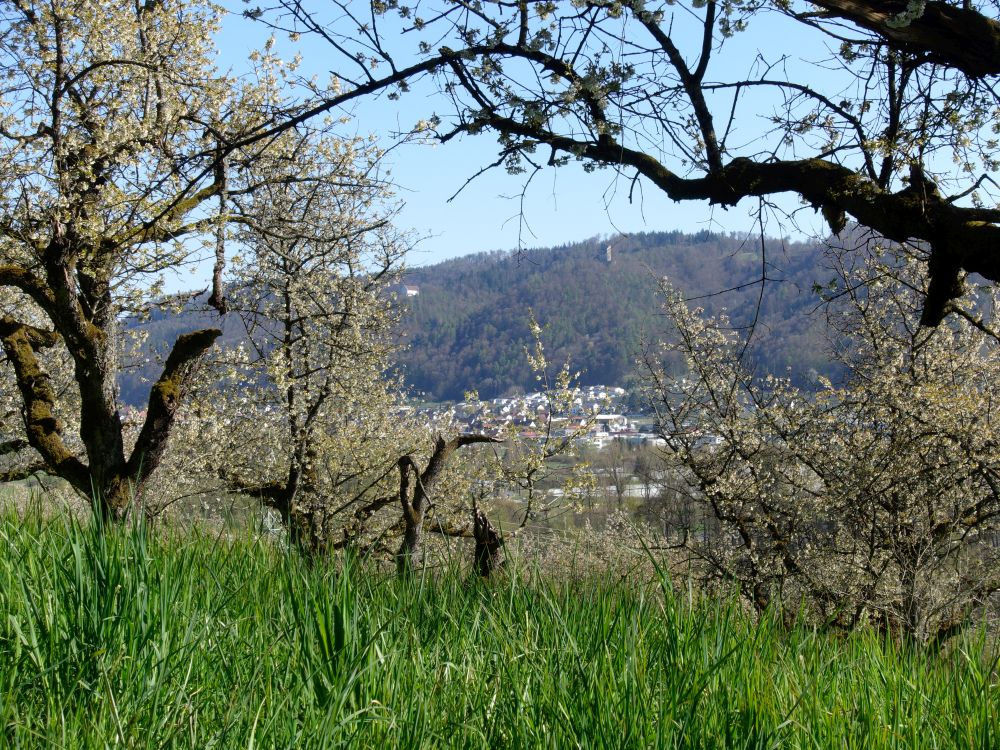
[0,509,997,749]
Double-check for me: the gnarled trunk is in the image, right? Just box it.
[396,455,423,574]
[395,434,501,575]
[0,317,220,522]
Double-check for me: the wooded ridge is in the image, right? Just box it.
[122,230,840,405]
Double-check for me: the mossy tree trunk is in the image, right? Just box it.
[0,300,219,521]
[0,0,284,523]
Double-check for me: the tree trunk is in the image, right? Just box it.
[120,329,222,517]
[898,549,926,643]
[397,515,424,575]
[0,318,220,522]
[395,434,502,576]
[472,509,504,577]
[396,455,422,574]
[100,477,137,523]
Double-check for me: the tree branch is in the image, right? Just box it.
[455,101,1000,323]
[418,433,503,497]
[0,438,29,456]
[0,266,58,317]
[811,0,1000,78]
[126,328,221,485]
[0,317,88,489]
[0,462,47,483]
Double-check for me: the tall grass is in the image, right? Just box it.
[0,510,996,748]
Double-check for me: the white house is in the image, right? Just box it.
[594,414,630,432]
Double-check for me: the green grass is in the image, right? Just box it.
[0,511,996,749]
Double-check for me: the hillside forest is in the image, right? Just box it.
[400,231,841,401]
[121,230,841,406]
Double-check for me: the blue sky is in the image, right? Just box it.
[214,3,829,268]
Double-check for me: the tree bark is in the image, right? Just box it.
[396,455,422,574]
[472,509,504,578]
[0,317,89,490]
[111,328,220,520]
[810,0,1000,79]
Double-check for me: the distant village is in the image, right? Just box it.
[407,385,666,448]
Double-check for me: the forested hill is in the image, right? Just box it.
[397,230,840,402]
[119,230,840,407]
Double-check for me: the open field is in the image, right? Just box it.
[1,510,997,749]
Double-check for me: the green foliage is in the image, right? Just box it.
[1,510,996,747]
